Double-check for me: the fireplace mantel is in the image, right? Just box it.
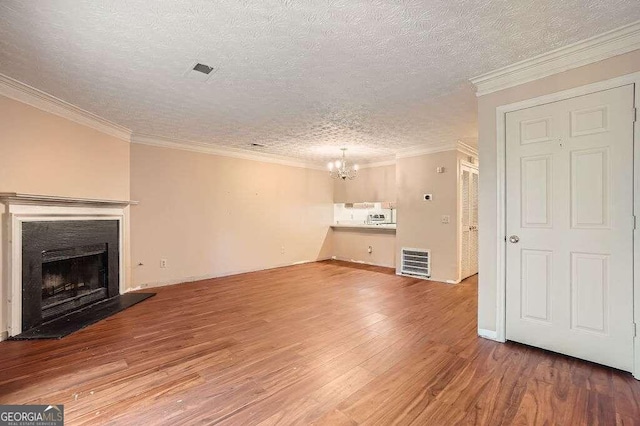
[0,192,138,207]
[1,195,130,339]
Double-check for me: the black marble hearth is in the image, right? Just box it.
[11,293,155,340]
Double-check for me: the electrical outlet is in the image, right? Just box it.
[368,246,373,254]
[160,259,167,268]
[441,215,450,224]
[280,246,285,254]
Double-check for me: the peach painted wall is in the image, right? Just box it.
[477,49,640,332]
[130,143,333,287]
[331,228,396,268]
[333,164,396,203]
[0,95,131,337]
[396,150,460,282]
[0,96,130,200]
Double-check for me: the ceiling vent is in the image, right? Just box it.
[184,61,218,82]
[193,63,214,75]
[400,248,430,279]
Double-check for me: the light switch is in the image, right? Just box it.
[441,215,450,224]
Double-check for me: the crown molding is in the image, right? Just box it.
[457,141,478,158]
[132,133,327,171]
[358,157,397,169]
[395,143,458,159]
[395,141,478,160]
[470,20,640,97]
[0,73,132,142]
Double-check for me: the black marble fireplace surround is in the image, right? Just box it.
[22,220,119,331]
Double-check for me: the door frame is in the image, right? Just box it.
[494,71,640,377]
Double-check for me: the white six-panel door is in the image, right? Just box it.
[505,84,635,371]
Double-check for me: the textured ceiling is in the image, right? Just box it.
[1,1,639,164]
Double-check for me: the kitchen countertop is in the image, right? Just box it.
[330,223,397,230]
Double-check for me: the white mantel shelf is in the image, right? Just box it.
[0,192,138,207]
[331,223,397,231]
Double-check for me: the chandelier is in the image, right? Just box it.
[328,148,359,180]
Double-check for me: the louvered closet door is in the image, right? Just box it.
[505,84,635,371]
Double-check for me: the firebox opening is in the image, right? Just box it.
[41,244,108,321]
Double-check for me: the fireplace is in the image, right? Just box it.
[0,193,133,339]
[22,220,119,331]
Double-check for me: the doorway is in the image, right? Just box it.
[504,84,635,371]
[460,162,479,280]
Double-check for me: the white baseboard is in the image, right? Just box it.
[396,272,431,281]
[133,273,219,290]
[396,272,461,284]
[331,256,395,269]
[0,330,8,342]
[478,328,499,341]
[131,258,332,291]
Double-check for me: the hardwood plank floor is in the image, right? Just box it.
[1,260,639,425]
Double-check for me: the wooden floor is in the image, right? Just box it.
[1,261,639,425]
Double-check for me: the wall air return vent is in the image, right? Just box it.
[401,248,430,278]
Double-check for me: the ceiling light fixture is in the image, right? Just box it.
[328,148,358,180]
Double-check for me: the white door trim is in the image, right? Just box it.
[494,71,640,378]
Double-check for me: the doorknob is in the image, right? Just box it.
[509,235,520,243]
